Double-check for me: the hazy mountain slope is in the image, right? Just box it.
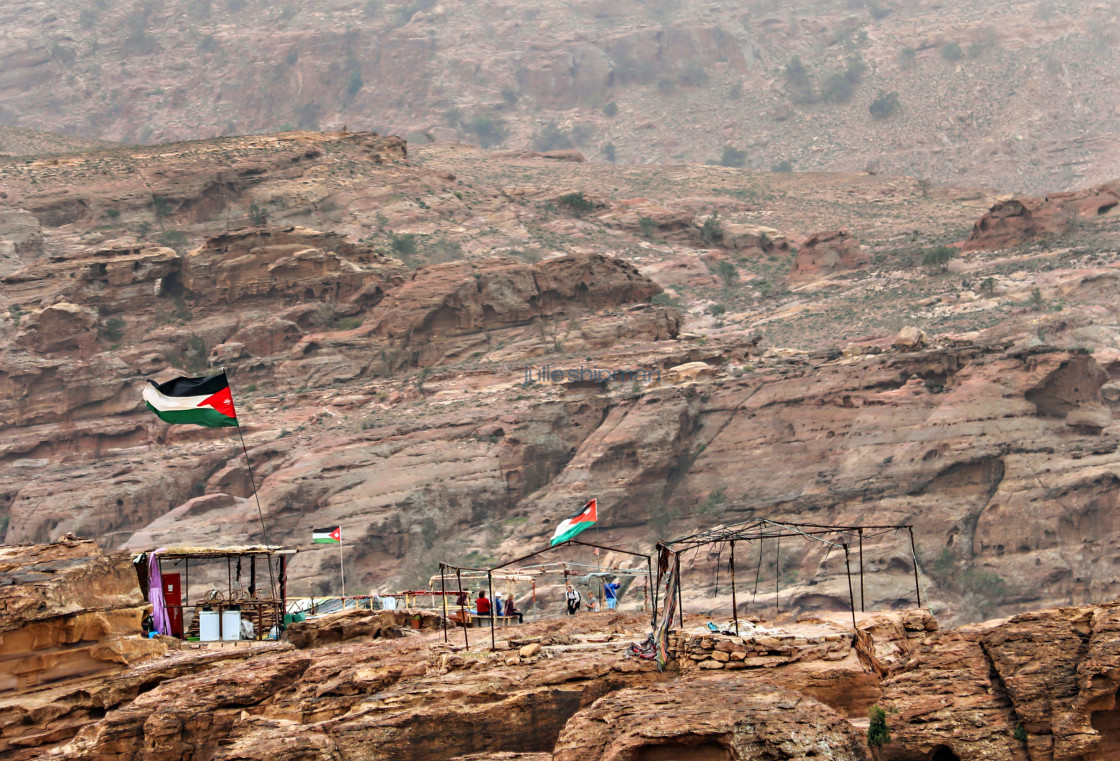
[1,0,1117,192]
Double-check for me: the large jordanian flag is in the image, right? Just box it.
[143,372,238,428]
[550,499,597,545]
[313,527,342,544]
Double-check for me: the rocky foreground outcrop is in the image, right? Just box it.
[1,539,1118,761]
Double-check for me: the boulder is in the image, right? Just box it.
[892,326,928,351]
[789,230,867,280]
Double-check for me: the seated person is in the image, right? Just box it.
[503,594,523,623]
[475,590,491,616]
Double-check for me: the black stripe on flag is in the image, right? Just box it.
[151,372,230,398]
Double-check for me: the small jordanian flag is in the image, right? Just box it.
[143,372,238,428]
[313,527,342,544]
[550,499,597,545]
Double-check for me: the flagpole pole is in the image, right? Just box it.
[339,532,346,601]
[234,408,277,602]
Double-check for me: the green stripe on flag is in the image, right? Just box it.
[145,402,239,428]
[550,520,593,546]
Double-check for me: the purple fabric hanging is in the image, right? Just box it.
[148,549,172,636]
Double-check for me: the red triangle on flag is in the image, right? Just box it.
[330,526,342,542]
[198,386,237,419]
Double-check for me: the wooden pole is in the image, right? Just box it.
[858,529,865,612]
[908,527,922,609]
[457,569,468,648]
[249,555,256,599]
[647,555,656,627]
[730,541,739,636]
[440,565,448,643]
[774,534,781,614]
[488,570,496,651]
[844,543,857,631]
[675,552,684,629]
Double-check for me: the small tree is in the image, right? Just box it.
[558,192,595,214]
[868,706,890,760]
[249,203,269,226]
[869,91,900,120]
[940,42,964,62]
[922,245,956,272]
[602,142,616,162]
[639,216,657,237]
[720,145,747,168]
[602,101,619,117]
[701,211,722,246]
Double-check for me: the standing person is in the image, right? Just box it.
[565,584,581,615]
[476,590,491,617]
[604,580,621,611]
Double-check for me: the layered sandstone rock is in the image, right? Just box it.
[553,678,870,761]
[789,230,867,280]
[964,181,1120,252]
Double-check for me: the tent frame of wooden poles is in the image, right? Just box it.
[439,539,655,651]
[656,519,923,634]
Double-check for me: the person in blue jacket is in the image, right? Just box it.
[604,580,621,611]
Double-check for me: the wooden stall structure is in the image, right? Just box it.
[133,545,295,642]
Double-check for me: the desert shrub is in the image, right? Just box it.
[639,216,657,237]
[707,303,726,316]
[248,203,269,226]
[570,123,595,146]
[423,235,463,264]
[922,245,955,272]
[184,334,209,373]
[771,160,793,173]
[940,42,964,61]
[557,192,595,214]
[602,101,619,117]
[444,106,462,127]
[152,195,174,217]
[390,232,418,257]
[700,211,722,246]
[465,115,507,148]
[100,316,125,342]
[728,80,743,99]
[821,72,855,103]
[710,259,737,286]
[868,707,890,759]
[720,145,747,168]
[869,2,891,19]
[980,276,996,295]
[785,56,810,89]
[651,292,682,307]
[898,46,917,68]
[868,90,900,120]
[157,230,188,251]
[602,142,616,162]
[656,77,676,95]
[500,86,518,105]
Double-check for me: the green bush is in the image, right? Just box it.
[152,196,174,217]
[532,122,573,152]
[712,260,737,286]
[639,216,657,237]
[651,292,682,307]
[100,316,125,342]
[785,56,810,90]
[248,203,269,226]
[465,115,507,148]
[771,160,793,173]
[869,90,900,120]
[602,142,616,162]
[701,211,722,246]
[821,72,855,103]
[720,145,747,168]
[940,42,964,61]
[922,245,955,272]
[602,101,618,117]
[390,232,418,257]
[157,230,188,251]
[500,86,519,105]
[557,192,595,214]
[868,706,890,758]
[707,303,726,316]
[899,46,917,67]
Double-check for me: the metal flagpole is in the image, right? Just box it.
[338,529,346,601]
[232,382,276,601]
